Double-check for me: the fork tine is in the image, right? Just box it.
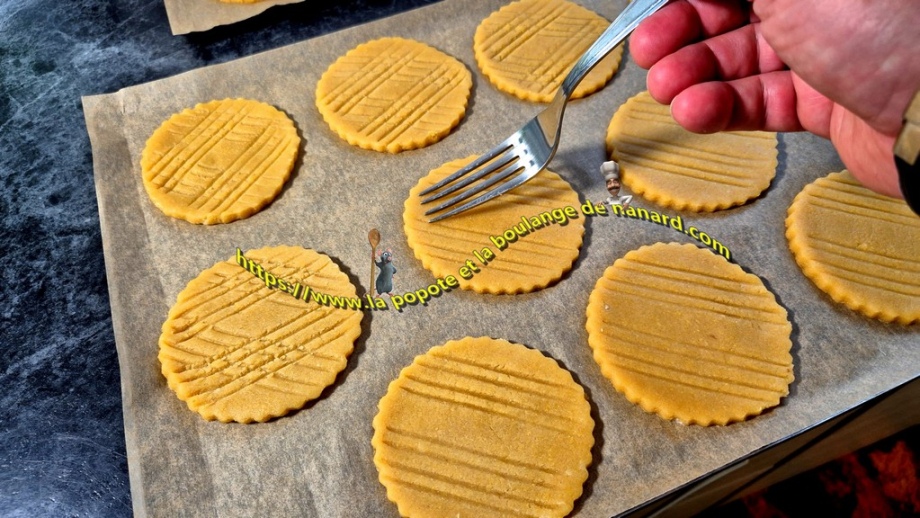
[418,141,512,197]
[427,166,541,223]
[424,159,524,216]
[420,150,519,204]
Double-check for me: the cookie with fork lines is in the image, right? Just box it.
[474,0,623,102]
[786,170,920,324]
[141,98,300,225]
[372,336,595,518]
[586,243,794,426]
[404,155,584,294]
[158,246,362,423]
[316,37,472,153]
[606,91,778,212]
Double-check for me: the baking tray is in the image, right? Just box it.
[164,0,304,35]
[82,0,920,515]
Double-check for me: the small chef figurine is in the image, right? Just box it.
[604,161,621,194]
[601,160,632,207]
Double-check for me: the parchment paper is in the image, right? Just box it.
[83,1,919,516]
[164,0,304,35]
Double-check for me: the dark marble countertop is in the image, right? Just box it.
[0,1,438,515]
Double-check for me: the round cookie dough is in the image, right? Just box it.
[605,91,778,212]
[141,98,300,225]
[372,337,594,518]
[586,243,794,426]
[158,246,362,423]
[786,170,920,324]
[474,0,623,102]
[404,155,584,294]
[316,37,472,153]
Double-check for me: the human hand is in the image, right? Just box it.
[630,0,920,199]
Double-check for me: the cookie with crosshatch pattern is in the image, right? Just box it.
[786,170,920,324]
[404,155,585,294]
[141,98,300,225]
[473,0,623,102]
[605,91,778,212]
[372,336,594,518]
[315,37,472,153]
[586,243,794,426]
[158,246,362,423]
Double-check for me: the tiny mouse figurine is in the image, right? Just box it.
[374,248,397,297]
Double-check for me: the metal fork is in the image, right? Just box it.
[420,0,669,222]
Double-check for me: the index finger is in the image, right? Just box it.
[630,0,752,69]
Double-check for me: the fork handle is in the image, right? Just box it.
[560,0,670,98]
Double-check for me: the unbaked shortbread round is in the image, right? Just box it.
[372,337,595,518]
[474,0,623,102]
[586,243,794,426]
[158,246,362,423]
[316,37,472,153]
[141,98,300,225]
[404,155,584,294]
[786,170,920,324]
[605,91,778,212]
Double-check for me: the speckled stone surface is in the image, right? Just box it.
[0,1,439,515]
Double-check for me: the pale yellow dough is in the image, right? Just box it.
[372,337,595,518]
[474,0,623,102]
[404,155,584,294]
[141,98,300,225]
[316,37,472,153]
[786,170,920,324]
[586,243,794,426]
[158,246,362,423]
[606,91,778,212]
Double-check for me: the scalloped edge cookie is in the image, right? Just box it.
[159,246,362,423]
[141,98,300,225]
[474,0,622,102]
[785,170,920,324]
[586,243,794,426]
[316,37,472,153]
[605,91,777,212]
[372,336,594,518]
[404,155,584,294]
